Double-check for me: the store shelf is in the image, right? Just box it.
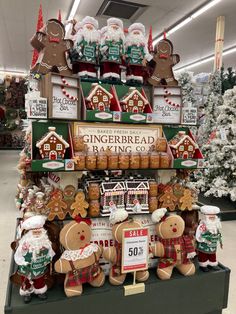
[5,261,230,314]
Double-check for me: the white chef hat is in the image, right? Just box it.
[128,23,145,35]
[82,16,99,30]
[109,207,128,225]
[200,205,220,215]
[107,17,123,29]
[21,215,47,231]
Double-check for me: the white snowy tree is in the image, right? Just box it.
[198,70,223,146]
[196,86,236,201]
[178,71,197,107]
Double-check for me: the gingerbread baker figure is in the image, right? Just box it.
[196,206,223,272]
[148,36,180,86]
[125,23,152,84]
[14,215,55,303]
[72,16,100,78]
[100,18,125,81]
[30,19,73,75]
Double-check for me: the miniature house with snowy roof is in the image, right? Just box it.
[100,180,126,216]
[120,87,149,113]
[125,179,149,213]
[86,83,113,111]
[36,126,69,160]
[169,131,198,159]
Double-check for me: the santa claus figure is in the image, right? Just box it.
[196,206,222,272]
[72,16,100,78]
[14,215,55,303]
[100,18,125,81]
[99,26,108,78]
[125,23,152,84]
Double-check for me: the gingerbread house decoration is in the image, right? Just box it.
[169,131,198,159]
[36,126,69,160]
[125,180,149,213]
[100,181,126,216]
[120,87,149,113]
[86,83,113,111]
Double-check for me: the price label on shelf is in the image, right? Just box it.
[122,228,149,273]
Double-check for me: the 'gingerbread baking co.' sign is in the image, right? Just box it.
[73,122,162,153]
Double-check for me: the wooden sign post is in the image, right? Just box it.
[214,16,225,71]
[122,228,149,296]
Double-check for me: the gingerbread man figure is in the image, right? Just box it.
[148,38,180,86]
[179,189,193,211]
[70,191,89,218]
[47,190,67,221]
[159,186,177,211]
[30,19,73,75]
[63,185,76,217]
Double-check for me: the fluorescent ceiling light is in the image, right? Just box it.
[175,46,236,71]
[153,0,222,45]
[65,0,81,34]
[0,70,28,76]
[191,0,221,18]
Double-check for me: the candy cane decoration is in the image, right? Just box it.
[163,86,181,108]
[61,76,78,101]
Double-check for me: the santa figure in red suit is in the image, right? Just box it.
[100,18,125,81]
[125,23,152,84]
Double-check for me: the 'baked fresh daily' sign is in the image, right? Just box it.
[73,122,162,153]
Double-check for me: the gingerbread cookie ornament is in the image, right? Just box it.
[70,191,89,218]
[30,19,73,75]
[47,190,67,221]
[63,185,76,216]
[148,37,180,86]
[159,186,177,211]
[179,189,193,211]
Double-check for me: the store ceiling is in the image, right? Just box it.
[0,0,235,74]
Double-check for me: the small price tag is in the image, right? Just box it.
[122,228,149,273]
[181,107,198,125]
[220,128,227,140]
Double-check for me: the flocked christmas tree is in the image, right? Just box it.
[196,85,236,201]
[197,70,223,147]
[178,71,197,107]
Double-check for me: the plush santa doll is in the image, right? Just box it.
[100,18,125,80]
[14,215,55,303]
[196,205,222,272]
[72,16,100,78]
[125,23,152,84]
[99,26,108,78]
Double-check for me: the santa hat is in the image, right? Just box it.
[109,207,128,225]
[74,21,83,32]
[107,17,123,29]
[21,215,47,231]
[128,23,145,35]
[82,16,99,30]
[151,208,167,223]
[200,205,220,215]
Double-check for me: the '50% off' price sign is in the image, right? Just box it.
[122,228,149,273]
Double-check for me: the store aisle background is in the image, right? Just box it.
[0,150,235,314]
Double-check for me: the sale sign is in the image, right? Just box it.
[122,228,149,273]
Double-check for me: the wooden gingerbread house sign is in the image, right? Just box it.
[36,126,69,160]
[120,87,149,113]
[125,180,149,213]
[86,83,113,111]
[100,181,126,216]
[169,131,198,159]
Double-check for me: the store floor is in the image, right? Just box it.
[0,150,235,314]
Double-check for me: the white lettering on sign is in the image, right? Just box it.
[122,227,149,273]
[74,124,161,153]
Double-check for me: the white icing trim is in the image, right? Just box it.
[61,243,99,261]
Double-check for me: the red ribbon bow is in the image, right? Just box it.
[49,37,60,43]
[159,54,169,59]
[74,216,92,226]
[160,216,167,222]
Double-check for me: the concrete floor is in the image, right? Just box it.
[0,150,235,314]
